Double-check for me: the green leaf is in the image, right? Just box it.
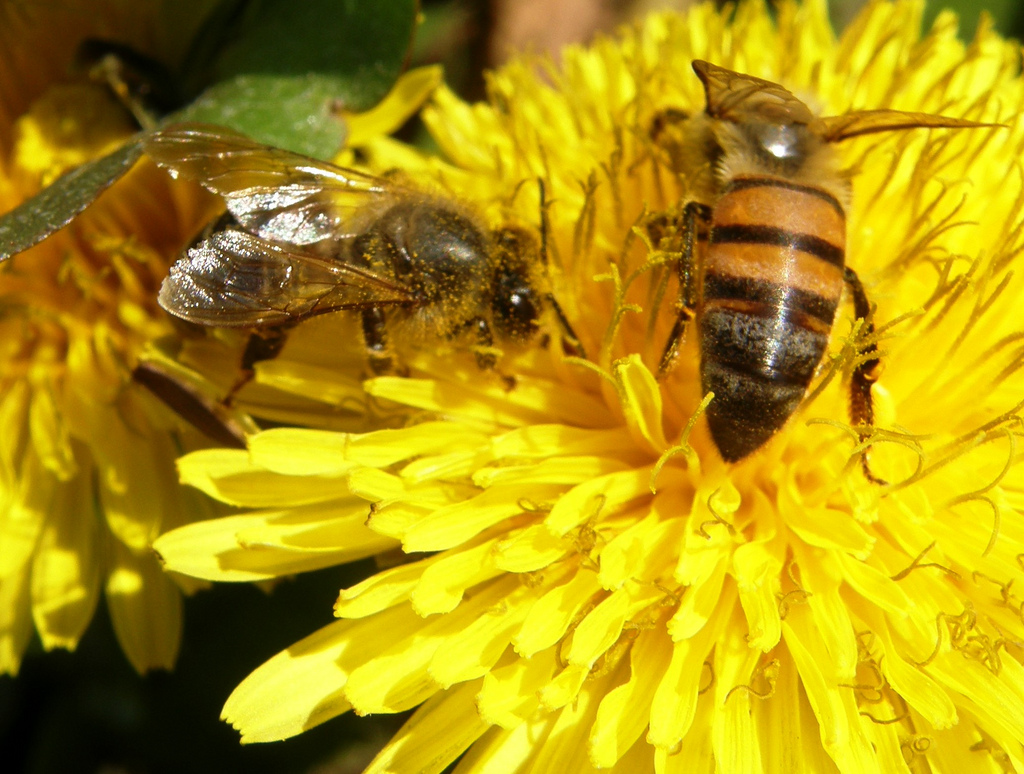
[0,0,420,263]
[176,73,349,159]
[175,0,420,157]
[0,138,145,262]
[920,0,1023,40]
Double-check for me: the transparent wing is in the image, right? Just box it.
[692,60,816,126]
[817,110,1001,143]
[158,229,415,327]
[143,123,414,245]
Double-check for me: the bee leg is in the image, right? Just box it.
[649,108,694,178]
[361,307,403,375]
[533,179,586,360]
[226,325,292,404]
[467,317,497,370]
[132,362,249,449]
[464,317,517,389]
[843,267,886,485]
[657,200,709,377]
[649,107,690,144]
[546,294,586,359]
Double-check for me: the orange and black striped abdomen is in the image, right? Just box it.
[699,176,846,461]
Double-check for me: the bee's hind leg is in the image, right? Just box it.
[843,267,887,486]
[227,325,293,403]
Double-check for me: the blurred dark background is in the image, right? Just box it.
[2,1,1023,772]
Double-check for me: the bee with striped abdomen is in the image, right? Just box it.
[655,60,993,473]
[143,124,582,392]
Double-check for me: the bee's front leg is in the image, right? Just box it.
[361,307,403,375]
[657,200,710,377]
[465,316,498,371]
[462,316,517,389]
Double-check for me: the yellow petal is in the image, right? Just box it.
[867,612,956,729]
[538,662,589,711]
[363,681,489,774]
[178,448,353,507]
[0,554,33,675]
[600,512,659,589]
[473,455,630,488]
[733,538,783,652]
[411,536,503,616]
[28,382,76,480]
[565,584,664,668]
[709,605,765,773]
[246,429,359,476]
[335,556,436,619]
[450,720,551,773]
[793,543,859,680]
[345,66,444,147]
[86,399,178,551]
[493,524,570,573]
[403,484,565,553]
[546,467,653,535]
[365,374,612,429]
[106,539,181,673]
[668,553,728,640]
[655,690,716,772]
[590,624,672,767]
[223,604,422,742]
[649,586,735,750]
[491,424,638,460]
[0,450,51,577]
[836,552,913,616]
[783,494,875,558]
[429,582,534,687]
[783,605,878,773]
[477,647,558,728]
[513,570,602,657]
[614,355,668,453]
[30,461,100,650]
[534,676,615,770]
[345,578,516,714]
[155,504,396,582]
[929,652,1024,742]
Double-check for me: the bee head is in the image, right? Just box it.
[490,227,543,344]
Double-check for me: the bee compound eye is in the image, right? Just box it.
[493,282,541,343]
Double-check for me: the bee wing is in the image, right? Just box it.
[817,110,1001,143]
[143,123,413,245]
[692,60,816,126]
[159,229,415,327]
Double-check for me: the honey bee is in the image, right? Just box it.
[655,60,993,471]
[142,124,580,383]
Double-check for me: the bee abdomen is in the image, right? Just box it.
[700,303,831,460]
[699,176,846,461]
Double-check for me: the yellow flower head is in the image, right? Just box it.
[157,0,1024,770]
[0,2,225,673]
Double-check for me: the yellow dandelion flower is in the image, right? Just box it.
[0,3,226,674]
[155,0,1024,770]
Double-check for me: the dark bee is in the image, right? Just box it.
[142,124,580,382]
[656,60,993,469]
